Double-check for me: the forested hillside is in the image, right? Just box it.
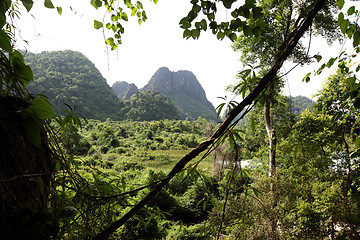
[290,95,314,114]
[25,50,123,120]
[24,51,180,121]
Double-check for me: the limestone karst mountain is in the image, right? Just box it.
[112,67,217,120]
[24,51,179,121]
[112,81,139,100]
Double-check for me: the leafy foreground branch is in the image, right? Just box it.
[93,0,326,238]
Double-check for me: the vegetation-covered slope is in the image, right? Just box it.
[124,91,181,121]
[290,95,314,114]
[24,51,181,121]
[25,50,124,120]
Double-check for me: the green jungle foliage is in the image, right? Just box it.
[54,118,218,239]
[51,78,360,239]
[124,91,181,121]
[24,51,182,122]
[2,0,360,239]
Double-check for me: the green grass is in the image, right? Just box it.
[143,149,213,172]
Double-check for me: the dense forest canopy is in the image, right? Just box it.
[1,0,360,239]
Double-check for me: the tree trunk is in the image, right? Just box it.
[264,83,278,238]
[0,96,55,240]
[264,83,276,178]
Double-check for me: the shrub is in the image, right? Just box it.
[100,146,109,154]
[118,207,165,240]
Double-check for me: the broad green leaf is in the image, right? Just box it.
[44,0,54,9]
[240,6,250,18]
[0,29,12,52]
[243,26,252,36]
[356,64,360,72]
[223,0,234,9]
[207,12,215,21]
[217,31,225,40]
[303,72,311,83]
[111,14,118,22]
[12,56,34,86]
[336,0,344,10]
[22,116,42,147]
[346,76,356,86]
[138,19,143,25]
[179,17,191,29]
[230,18,243,30]
[56,6,62,15]
[353,30,360,47]
[94,20,103,29]
[231,9,238,18]
[314,55,322,62]
[121,12,128,21]
[348,6,356,15]
[245,0,256,7]
[252,7,263,19]
[21,0,33,12]
[340,19,350,34]
[26,97,55,119]
[338,12,344,25]
[106,37,117,50]
[91,0,102,9]
[183,29,192,39]
[229,33,237,42]
[346,24,356,38]
[131,7,137,16]
[200,19,207,30]
[192,29,200,39]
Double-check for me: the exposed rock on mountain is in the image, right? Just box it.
[112,81,139,100]
[142,67,216,120]
[24,51,215,121]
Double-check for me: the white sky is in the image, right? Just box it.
[15,0,352,107]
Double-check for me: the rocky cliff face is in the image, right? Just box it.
[142,67,216,120]
[112,81,139,100]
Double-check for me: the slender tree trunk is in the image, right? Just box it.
[264,83,278,238]
[264,83,276,178]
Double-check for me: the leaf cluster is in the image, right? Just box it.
[180,0,265,41]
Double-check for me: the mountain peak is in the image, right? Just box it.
[142,67,216,120]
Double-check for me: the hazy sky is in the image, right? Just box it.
[16,0,349,107]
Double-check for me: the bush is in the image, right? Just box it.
[118,207,165,240]
[114,160,145,172]
[100,146,109,154]
[166,223,211,240]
